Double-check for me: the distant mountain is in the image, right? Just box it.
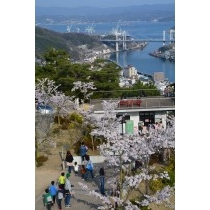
[35,26,108,61]
[35,4,175,22]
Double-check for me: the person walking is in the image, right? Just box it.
[80,141,88,164]
[80,165,86,180]
[65,150,74,174]
[64,172,72,208]
[84,155,94,181]
[74,161,79,176]
[56,185,64,210]
[58,172,66,190]
[49,181,57,205]
[43,188,53,210]
[99,167,105,195]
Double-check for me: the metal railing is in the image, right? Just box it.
[90,97,175,110]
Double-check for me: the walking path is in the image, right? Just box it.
[35,170,105,210]
[35,152,111,210]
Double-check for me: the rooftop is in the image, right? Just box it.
[90,96,175,113]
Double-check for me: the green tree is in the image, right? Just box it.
[35,48,71,81]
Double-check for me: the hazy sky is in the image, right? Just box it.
[35,0,175,8]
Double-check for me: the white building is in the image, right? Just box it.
[123,65,138,78]
[90,97,175,135]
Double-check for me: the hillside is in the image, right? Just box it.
[35,26,109,61]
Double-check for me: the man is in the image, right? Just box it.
[64,173,72,208]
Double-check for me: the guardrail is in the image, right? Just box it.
[90,97,175,110]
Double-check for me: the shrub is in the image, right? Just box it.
[162,155,175,187]
[36,155,48,162]
[36,155,48,167]
[69,112,83,124]
[36,162,43,167]
[149,178,164,192]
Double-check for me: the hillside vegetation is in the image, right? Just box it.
[35,26,108,61]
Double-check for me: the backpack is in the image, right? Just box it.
[58,191,63,199]
[86,161,93,170]
[64,180,69,190]
[46,195,52,202]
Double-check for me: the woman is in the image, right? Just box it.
[65,150,74,173]
[99,167,105,195]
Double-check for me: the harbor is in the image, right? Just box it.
[37,20,175,83]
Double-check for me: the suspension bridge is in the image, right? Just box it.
[100,29,175,52]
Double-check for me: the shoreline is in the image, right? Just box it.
[96,41,148,58]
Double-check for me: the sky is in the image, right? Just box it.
[35,0,175,8]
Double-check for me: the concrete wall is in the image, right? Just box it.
[125,112,140,134]
[155,111,167,129]
[72,155,106,165]
[124,111,167,132]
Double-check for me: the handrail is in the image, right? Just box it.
[90,97,175,110]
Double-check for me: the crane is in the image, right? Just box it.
[66,24,73,33]
[85,23,95,34]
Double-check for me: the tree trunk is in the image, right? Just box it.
[91,135,94,151]
[144,157,150,195]
[119,154,123,199]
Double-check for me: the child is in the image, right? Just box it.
[56,185,64,210]
[74,162,79,176]
[43,188,53,210]
[80,165,86,180]
[49,181,57,205]
[58,172,65,190]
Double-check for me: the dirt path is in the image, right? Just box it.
[35,146,63,198]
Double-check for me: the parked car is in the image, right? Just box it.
[36,104,53,114]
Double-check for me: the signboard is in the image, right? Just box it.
[125,120,134,134]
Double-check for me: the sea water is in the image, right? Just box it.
[37,20,175,82]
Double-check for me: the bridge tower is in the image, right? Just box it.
[163,30,166,46]
[115,33,119,52]
[122,31,127,50]
[169,29,175,44]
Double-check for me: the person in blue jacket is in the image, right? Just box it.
[49,181,57,205]
[80,141,88,164]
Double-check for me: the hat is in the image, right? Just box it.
[66,173,70,178]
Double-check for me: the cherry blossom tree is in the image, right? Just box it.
[35,78,74,159]
[35,79,96,158]
[71,81,96,104]
[75,100,175,210]
[50,91,74,125]
[35,78,60,106]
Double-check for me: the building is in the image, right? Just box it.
[90,97,175,135]
[153,72,165,81]
[123,65,138,78]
